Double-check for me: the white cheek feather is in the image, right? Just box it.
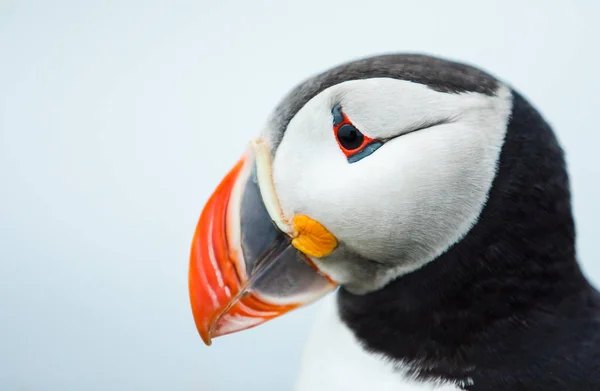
[268,78,513,292]
[294,294,466,391]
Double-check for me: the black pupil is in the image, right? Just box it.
[337,124,364,150]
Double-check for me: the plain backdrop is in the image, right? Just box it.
[1,1,599,390]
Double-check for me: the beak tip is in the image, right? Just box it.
[200,330,213,346]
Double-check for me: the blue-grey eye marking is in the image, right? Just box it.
[347,141,384,163]
[332,104,345,127]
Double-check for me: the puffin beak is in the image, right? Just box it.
[189,138,337,345]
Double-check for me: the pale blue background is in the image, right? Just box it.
[1,1,599,390]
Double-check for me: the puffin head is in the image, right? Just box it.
[188,54,516,345]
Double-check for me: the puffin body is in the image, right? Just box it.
[188,54,600,390]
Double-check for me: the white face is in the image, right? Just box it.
[262,78,513,293]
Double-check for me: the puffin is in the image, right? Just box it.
[188,54,600,390]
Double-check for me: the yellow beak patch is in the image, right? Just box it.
[291,215,338,258]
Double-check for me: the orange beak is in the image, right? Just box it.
[189,141,336,345]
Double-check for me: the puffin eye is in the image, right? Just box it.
[337,124,364,150]
[332,104,384,164]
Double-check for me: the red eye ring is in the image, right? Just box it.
[332,104,379,159]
